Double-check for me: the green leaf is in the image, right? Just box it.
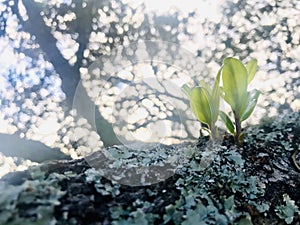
[211,95,220,123]
[220,111,235,134]
[197,81,219,126]
[245,59,258,84]
[211,69,221,122]
[190,87,212,127]
[222,57,248,112]
[212,67,222,98]
[181,84,192,98]
[238,91,250,117]
[199,80,212,93]
[240,89,260,122]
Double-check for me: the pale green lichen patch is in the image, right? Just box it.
[0,173,65,225]
[275,194,299,224]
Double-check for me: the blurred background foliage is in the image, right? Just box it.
[0,0,299,176]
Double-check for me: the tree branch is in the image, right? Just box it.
[13,0,79,109]
[0,133,71,162]
[12,0,121,147]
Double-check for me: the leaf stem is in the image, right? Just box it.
[234,111,242,144]
[210,124,218,141]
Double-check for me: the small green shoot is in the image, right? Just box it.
[182,71,221,140]
[182,57,260,145]
[220,57,260,144]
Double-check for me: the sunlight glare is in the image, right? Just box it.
[124,0,224,21]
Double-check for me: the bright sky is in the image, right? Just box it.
[125,0,224,21]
